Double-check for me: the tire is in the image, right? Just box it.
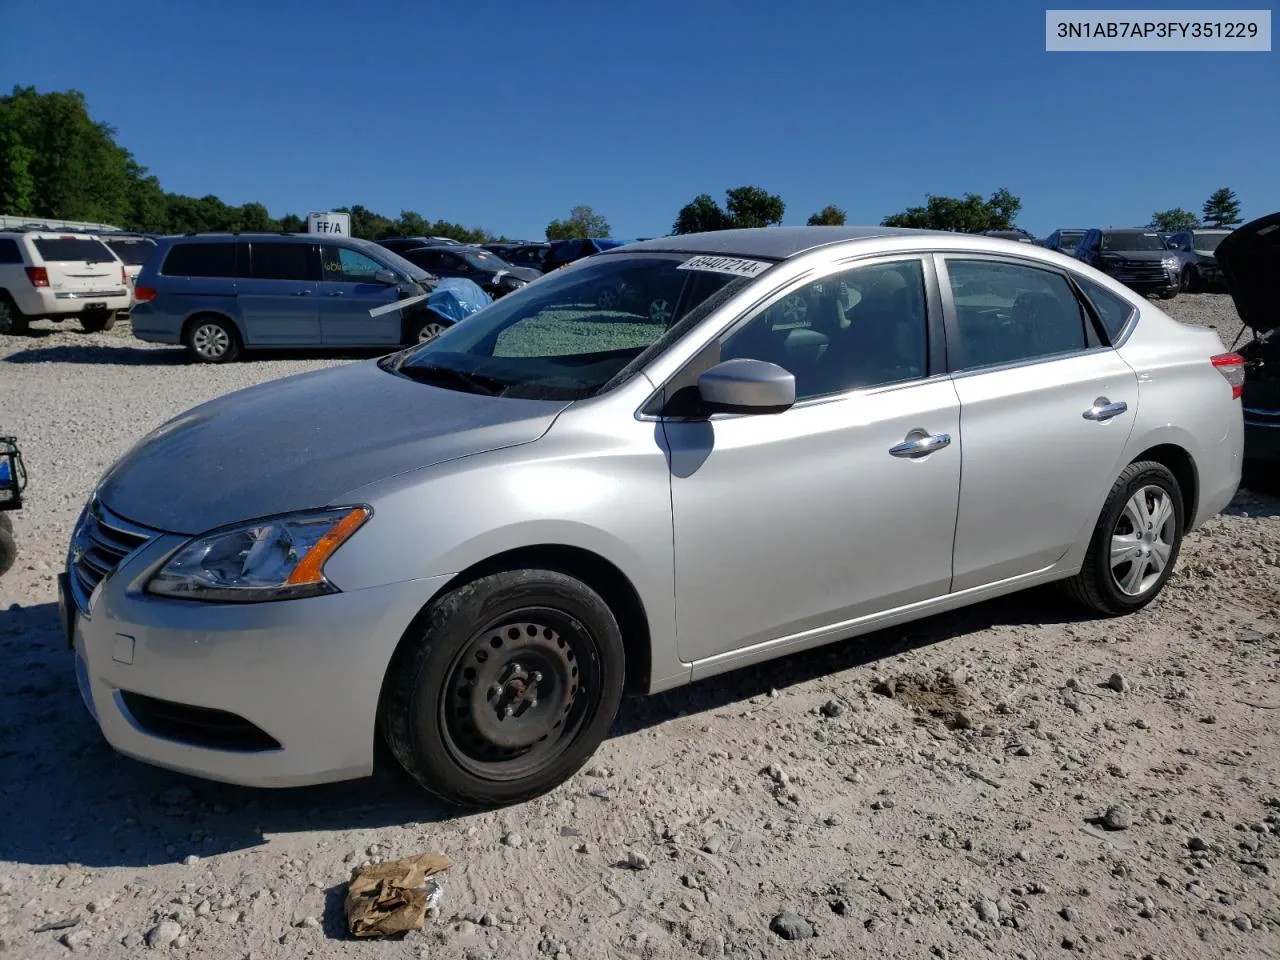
[1062,460,1184,616]
[0,293,29,336]
[0,512,11,533]
[407,314,450,345]
[1158,289,1177,301]
[183,316,241,363]
[80,310,116,333]
[380,569,626,808]
[0,525,15,577]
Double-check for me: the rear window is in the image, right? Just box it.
[105,238,157,265]
[32,238,115,263]
[162,242,239,278]
[1076,277,1136,342]
[0,239,21,264]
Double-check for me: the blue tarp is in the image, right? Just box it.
[423,277,491,324]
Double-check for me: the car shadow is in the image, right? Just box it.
[2,344,391,366]
[0,585,1092,870]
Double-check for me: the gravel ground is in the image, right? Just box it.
[0,298,1277,960]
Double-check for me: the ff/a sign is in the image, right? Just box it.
[307,211,351,235]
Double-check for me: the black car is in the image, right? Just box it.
[375,236,463,255]
[397,245,541,298]
[1041,228,1087,257]
[1074,228,1179,299]
[497,243,550,273]
[543,238,629,272]
[1215,213,1280,485]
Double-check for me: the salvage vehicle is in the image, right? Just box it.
[64,226,1243,807]
[1165,228,1231,292]
[1041,228,1086,257]
[0,228,131,334]
[542,237,630,272]
[492,243,550,274]
[396,245,540,299]
[1073,228,1180,299]
[129,233,443,361]
[0,436,27,576]
[375,236,464,254]
[1215,212,1280,483]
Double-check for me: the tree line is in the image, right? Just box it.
[1148,188,1243,233]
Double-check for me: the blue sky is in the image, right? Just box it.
[1,1,1274,239]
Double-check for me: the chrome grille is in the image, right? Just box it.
[68,499,154,612]
[1114,261,1169,282]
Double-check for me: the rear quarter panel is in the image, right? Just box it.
[130,259,243,344]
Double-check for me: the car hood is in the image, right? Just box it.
[1216,212,1280,336]
[97,359,570,535]
[1099,250,1171,262]
[492,266,542,283]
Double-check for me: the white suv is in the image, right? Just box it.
[0,230,132,335]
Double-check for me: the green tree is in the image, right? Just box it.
[672,193,731,234]
[882,188,1022,232]
[545,205,611,240]
[807,204,847,226]
[0,129,36,215]
[279,213,306,233]
[1201,187,1241,228]
[672,186,785,234]
[1148,208,1200,232]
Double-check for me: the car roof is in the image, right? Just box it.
[611,226,946,260]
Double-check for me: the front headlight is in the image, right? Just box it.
[1161,257,1178,270]
[147,506,369,603]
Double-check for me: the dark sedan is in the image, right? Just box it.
[1074,229,1180,299]
[397,245,541,298]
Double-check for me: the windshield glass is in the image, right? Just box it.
[1101,232,1165,252]
[1058,230,1084,250]
[464,250,509,271]
[1193,232,1228,252]
[390,252,759,400]
[363,242,432,283]
[104,238,157,265]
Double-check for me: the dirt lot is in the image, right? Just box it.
[0,297,1277,960]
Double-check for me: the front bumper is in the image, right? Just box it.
[70,530,452,787]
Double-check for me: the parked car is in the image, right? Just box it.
[375,237,464,255]
[1215,212,1280,483]
[1041,228,1087,257]
[1165,228,1232,292]
[63,225,1243,807]
[0,435,26,576]
[498,243,550,274]
[1073,228,1180,299]
[128,233,442,362]
[98,233,159,289]
[543,237,630,272]
[980,228,1036,243]
[397,245,540,299]
[0,228,131,334]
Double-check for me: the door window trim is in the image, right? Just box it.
[933,252,1118,380]
[639,253,946,421]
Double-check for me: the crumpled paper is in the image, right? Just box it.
[344,851,452,937]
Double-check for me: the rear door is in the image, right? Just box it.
[317,244,403,345]
[237,241,321,345]
[31,235,125,299]
[938,255,1138,590]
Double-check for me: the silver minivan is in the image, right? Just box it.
[63,227,1243,807]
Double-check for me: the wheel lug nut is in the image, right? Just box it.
[489,683,502,697]
[528,698,538,709]
[503,705,514,718]
[532,671,543,683]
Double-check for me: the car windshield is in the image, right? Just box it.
[464,250,509,271]
[104,238,157,265]
[1193,232,1228,252]
[388,252,759,400]
[1101,232,1165,252]
[1058,231,1084,249]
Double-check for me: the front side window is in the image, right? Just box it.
[945,259,1087,370]
[322,246,384,283]
[720,259,929,401]
[389,253,755,400]
[249,242,316,281]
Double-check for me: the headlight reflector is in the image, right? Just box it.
[147,506,369,602]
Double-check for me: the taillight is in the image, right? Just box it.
[1211,352,1245,399]
[121,265,128,284]
[134,285,157,302]
[25,266,48,287]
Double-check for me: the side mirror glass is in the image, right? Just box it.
[696,358,795,415]
[374,269,400,285]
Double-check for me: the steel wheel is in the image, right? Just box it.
[191,322,232,360]
[441,611,596,781]
[1109,484,1176,597]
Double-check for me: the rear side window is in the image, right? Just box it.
[249,242,316,281]
[0,239,21,264]
[945,259,1088,371]
[32,238,115,263]
[1076,277,1136,342]
[162,242,238,278]
[105,238,157,265]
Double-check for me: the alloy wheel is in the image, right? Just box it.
[418,321,447,343]
[191,323,231,360]
[1109,484,1176,596]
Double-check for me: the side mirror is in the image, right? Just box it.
[696,358,795,415]
[374,269,400,285]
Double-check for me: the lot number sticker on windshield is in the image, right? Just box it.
[678,255,772,278]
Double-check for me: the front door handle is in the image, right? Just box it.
[1083,398,1128,421]
[889,433,952,458]
[327,291,345,297]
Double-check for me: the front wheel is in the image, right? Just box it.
[1062,461,1184,615]
[380,569,626,808]
[407,315,450,345]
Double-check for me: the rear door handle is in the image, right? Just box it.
[1083,398,1128,421]
[292,290,311,296]
[889,433,952,458]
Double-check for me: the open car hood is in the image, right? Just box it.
[1215,212,1280,337]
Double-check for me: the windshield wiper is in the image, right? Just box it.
[398,363,506,396]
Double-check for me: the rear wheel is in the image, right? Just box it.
[80,310,116,333]
[1062,461,1184,615]
[380,569,626,808]
[184,316,241,363]
[0,294,29,336]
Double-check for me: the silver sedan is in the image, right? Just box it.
[63,226,1245,807]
